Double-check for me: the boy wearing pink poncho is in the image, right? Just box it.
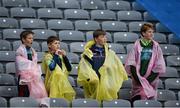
[125,23,166,101]
[15,31,48,106]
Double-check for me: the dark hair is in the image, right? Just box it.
[140,23,154,36]
[47,36,59,44]
[93,29,106,39]
[20,31,34,43]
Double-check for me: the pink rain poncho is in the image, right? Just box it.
[125,39,166,100]
[16,44,49,106]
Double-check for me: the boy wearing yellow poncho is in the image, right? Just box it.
[42,36,75,101]
[78,29,128,101]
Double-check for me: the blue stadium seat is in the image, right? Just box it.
[156,23,171,33]
[132,1,146,11]
[143,11,158,21]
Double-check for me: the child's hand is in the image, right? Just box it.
[56,49,66,56]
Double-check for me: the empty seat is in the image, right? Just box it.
[59,30,85,42]
[0,40,12,51]
[86,31,112,42]
[37,52,43,62]
[0,51,16,62]
[121,78,132,89]
[160,44,179,56]
[75,20,100,31]
[117,54,127,65]
[129,22,146,32]
[5,62,16,75]
[68,76,76,87]
[91,10,116,20]
[133,100,162,107]
[10,7,36,18]
[158,79,164,89]
[153,32,167,43]
[168,34,180,44]
[37,8,63,19]
[32,29,56,40]
[132,1,146,11]
[0,97,7,107]
[67,53,79,64]
[41,41,69,52]
[81,0,105,10]
[50,98,69,107]
[0,18,18,28]
[70,42,86,53]
[114,32,139,43]
[165,78,180,90]
[72,99,99,107]
[69,64,78,76]
[0,86,18,98]
[64,9,89,20]
[20,19,46,29]
[166,56,180,67]
[108,43,126,54]
[2,0,27,7]
[74,87,84,99]
[118,11,142,21]
[55,0,80,9]
[102,21,127,32]
[10,97,39,107]
[0,7,9,17]
[144,11,158,21]
[29,0,53,8]
[160,67,179,78]
[0,74,16,86]
[48,20,74,30]
[156,23,171,33]
[119,89,131,100]
[106,1,130,11]
[3,29,24,40]
[13,40,41,51]
[157,90,177,102]
[178,91,180,100]
[103,99,131,107]
[0,63,4,73]
[164,100,180,107]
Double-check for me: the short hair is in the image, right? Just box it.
[47,36,59,44]
[140,23,154,36]
[20,30,34,43]
[93,29,106,39]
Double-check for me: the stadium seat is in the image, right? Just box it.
[0,51,16,62]
[10,97,39,107]
[59,30,85,42]
[119,89,131,100]
[160,44,179,56]
[121,78,132,89]
[69,64,78,76]
[86,31,112,42]
[91,10,116,20]
[165,78,180,90]
[166,55,180,67]
[132,1,146,11]
[160,67,179,78]
[129,21,146,32]
[10,7,36,18]
[47,20,74,30]
[66,52,79,64]
[0,74,16,86]
[37,8,63,19]
[75,20,100,31]
[29,0,53,8]
[64,9,90,20]
[103,99,131,107]
[158,79,164,89]
[143,11,158,21]
[20,19,46,29]
[68,76,76,87]
[2,0,27,7]
[108,43,126,54]
[0,7,9,17]
[74,87,84,99]
[81,0,105,10]
[72,99,99,107]
[0,97,7,107]
[0,86,18,98]
[156,23,171,33]
[133,100,162,107]
[55,0,80,9]
[153,32,167,43]
[113,32,139,43]
[168,34,180,44]
[164,100,180,107]
[33,29,56,40]
[0,63,4,73]
[0,40,12,51]
[0,18,18,29]
[102,21,127,32]
[3,29,24,40]
[117,54,127,65]
[117,11,142,21]
[106,1,131,11]
[70,42,86,53]
[50,98,69,107]
[5,62,16,75]
[157,90,177,102]
[13,40,41,51]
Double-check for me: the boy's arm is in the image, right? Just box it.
[63,56,72,71]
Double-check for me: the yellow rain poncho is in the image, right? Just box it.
[42,52,75,101]
[77,40,128,101]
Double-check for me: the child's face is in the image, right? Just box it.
[95,35,107,46]
[22,34,33,47]
[48,40,60,52]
